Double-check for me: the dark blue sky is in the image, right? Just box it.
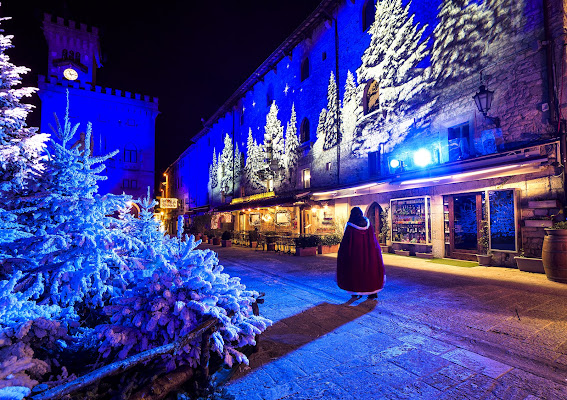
[3,0,322,175]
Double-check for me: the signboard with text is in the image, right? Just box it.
[160,198,178,209]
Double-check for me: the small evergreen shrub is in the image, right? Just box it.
[294,235,321,248]
[221,231,232,241]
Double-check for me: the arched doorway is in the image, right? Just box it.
[366,202,383,243]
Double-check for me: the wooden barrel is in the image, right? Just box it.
[542,229,567,283]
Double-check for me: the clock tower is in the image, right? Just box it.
[42,13,102,84]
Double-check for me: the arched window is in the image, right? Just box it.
[300,118,310,143]
[362,0,375,32]
[69,50,74,60]
[363,79,380,115]
[62,49,68,59]
[266,84,274,107]
[300,58,310,82]
[75,52,80,63]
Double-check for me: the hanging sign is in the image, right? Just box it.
[160,198,178,209]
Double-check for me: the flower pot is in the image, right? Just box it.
[221,240,232,247]
[542,229,567,283]
[477,254,491,266]
[318,244,339,254]
[212,237,221,245]
[394,250,410,257]
[514,257,544,274]
[380,245,390,254]
[416,252,434,259]
[250,241,258,248]
[296,247,317,256]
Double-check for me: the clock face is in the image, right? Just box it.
[63,68,78,81]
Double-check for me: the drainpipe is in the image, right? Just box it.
[542,0,567,213]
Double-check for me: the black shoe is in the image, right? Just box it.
[351,294,362,300]
[367,294,378,299]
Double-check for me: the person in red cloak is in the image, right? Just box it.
[337,206,385,299]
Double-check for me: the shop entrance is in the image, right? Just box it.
[444,193,485,261]
[366,202,383,243]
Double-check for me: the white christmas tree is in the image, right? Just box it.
[0,19,49,249]
[323,72,340,150]
[355,0,430,153]
[285,103,300,174]
[430,0,492,88]
[341,70,359,147]
[220,133,234,194]
[312,108,327,157]
[209,147,218,189]
[244,128,265,191]
[265,102,285,171]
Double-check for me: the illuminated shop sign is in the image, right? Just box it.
[231,191,275,204]
[160,198,178,209]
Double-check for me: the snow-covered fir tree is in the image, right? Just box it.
[430,0,492,89]
[341,70,359,147]
[0,19,48,249]
[354,0,430,153]
[323,72,340,150]
[244,128,265,192]
[234,142,243,191]
[265,102,285,171]
[209,148,218,189]
[312,108,327,157]
[220,134,234,194]
[284,103,300,187]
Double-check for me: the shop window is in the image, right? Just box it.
[488,189,517,252]
[362,0,375,32]
[448,122,472,161]
[302,169,311,189]
[301,58,310,82]
[300,117,310,143]
[363,79,380,115]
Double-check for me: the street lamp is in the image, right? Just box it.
[473,84,500,128]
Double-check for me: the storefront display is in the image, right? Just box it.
[391,196,431,244]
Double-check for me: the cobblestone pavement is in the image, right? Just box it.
[202,244,567,400]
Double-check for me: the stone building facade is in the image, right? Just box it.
[164,0,566,266]
[38,14,159,199]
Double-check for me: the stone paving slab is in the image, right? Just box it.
[202,245,567,399]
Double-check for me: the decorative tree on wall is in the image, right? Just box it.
[244,128,265,192]
[265,102,285,171]
[220,133,234,195]
[430,0,492,89]
[284,103,300,187]
[323,72,340,150]
[209,148,218,189]
[341,70,359,148]
[354,0,430,155]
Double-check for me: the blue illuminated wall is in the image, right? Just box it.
[170,0,554,209]
[38,14,159,199]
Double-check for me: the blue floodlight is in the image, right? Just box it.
[413,148,432,167]
[390,159,400,169]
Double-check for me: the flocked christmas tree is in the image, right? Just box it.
[341,70,359,148]
[0,18,48,249]
[220,133,234,195]
[244,128,265,192]
[265,102,285,177]
[355,0,430,153]
[209,147,219,189]
[284,103,300,187]
[323,72,340,150]
[430,0,492,89]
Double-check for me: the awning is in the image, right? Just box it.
[186,205,210,214]
[213,192,310,212]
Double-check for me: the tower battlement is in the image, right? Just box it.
[44,13,99,35]
[39,74,159,106]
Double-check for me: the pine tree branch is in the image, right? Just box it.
[30,317,219,400]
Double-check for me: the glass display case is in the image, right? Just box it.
[444,201,450,244]
[391,196,431,244]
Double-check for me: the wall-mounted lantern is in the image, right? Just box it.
[473,84,501,128]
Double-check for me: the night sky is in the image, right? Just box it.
[3,0,322,178]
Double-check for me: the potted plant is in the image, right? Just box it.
[265,231,278,251]
[477,219,491,266]
[248,230,259,248]
[378,206,391,253]
[542,220,567,283]
[513,248,544,273]
[318,234,342,254]
[221,231,232,247]
[212,231,221,245]
[294,235,320,256]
